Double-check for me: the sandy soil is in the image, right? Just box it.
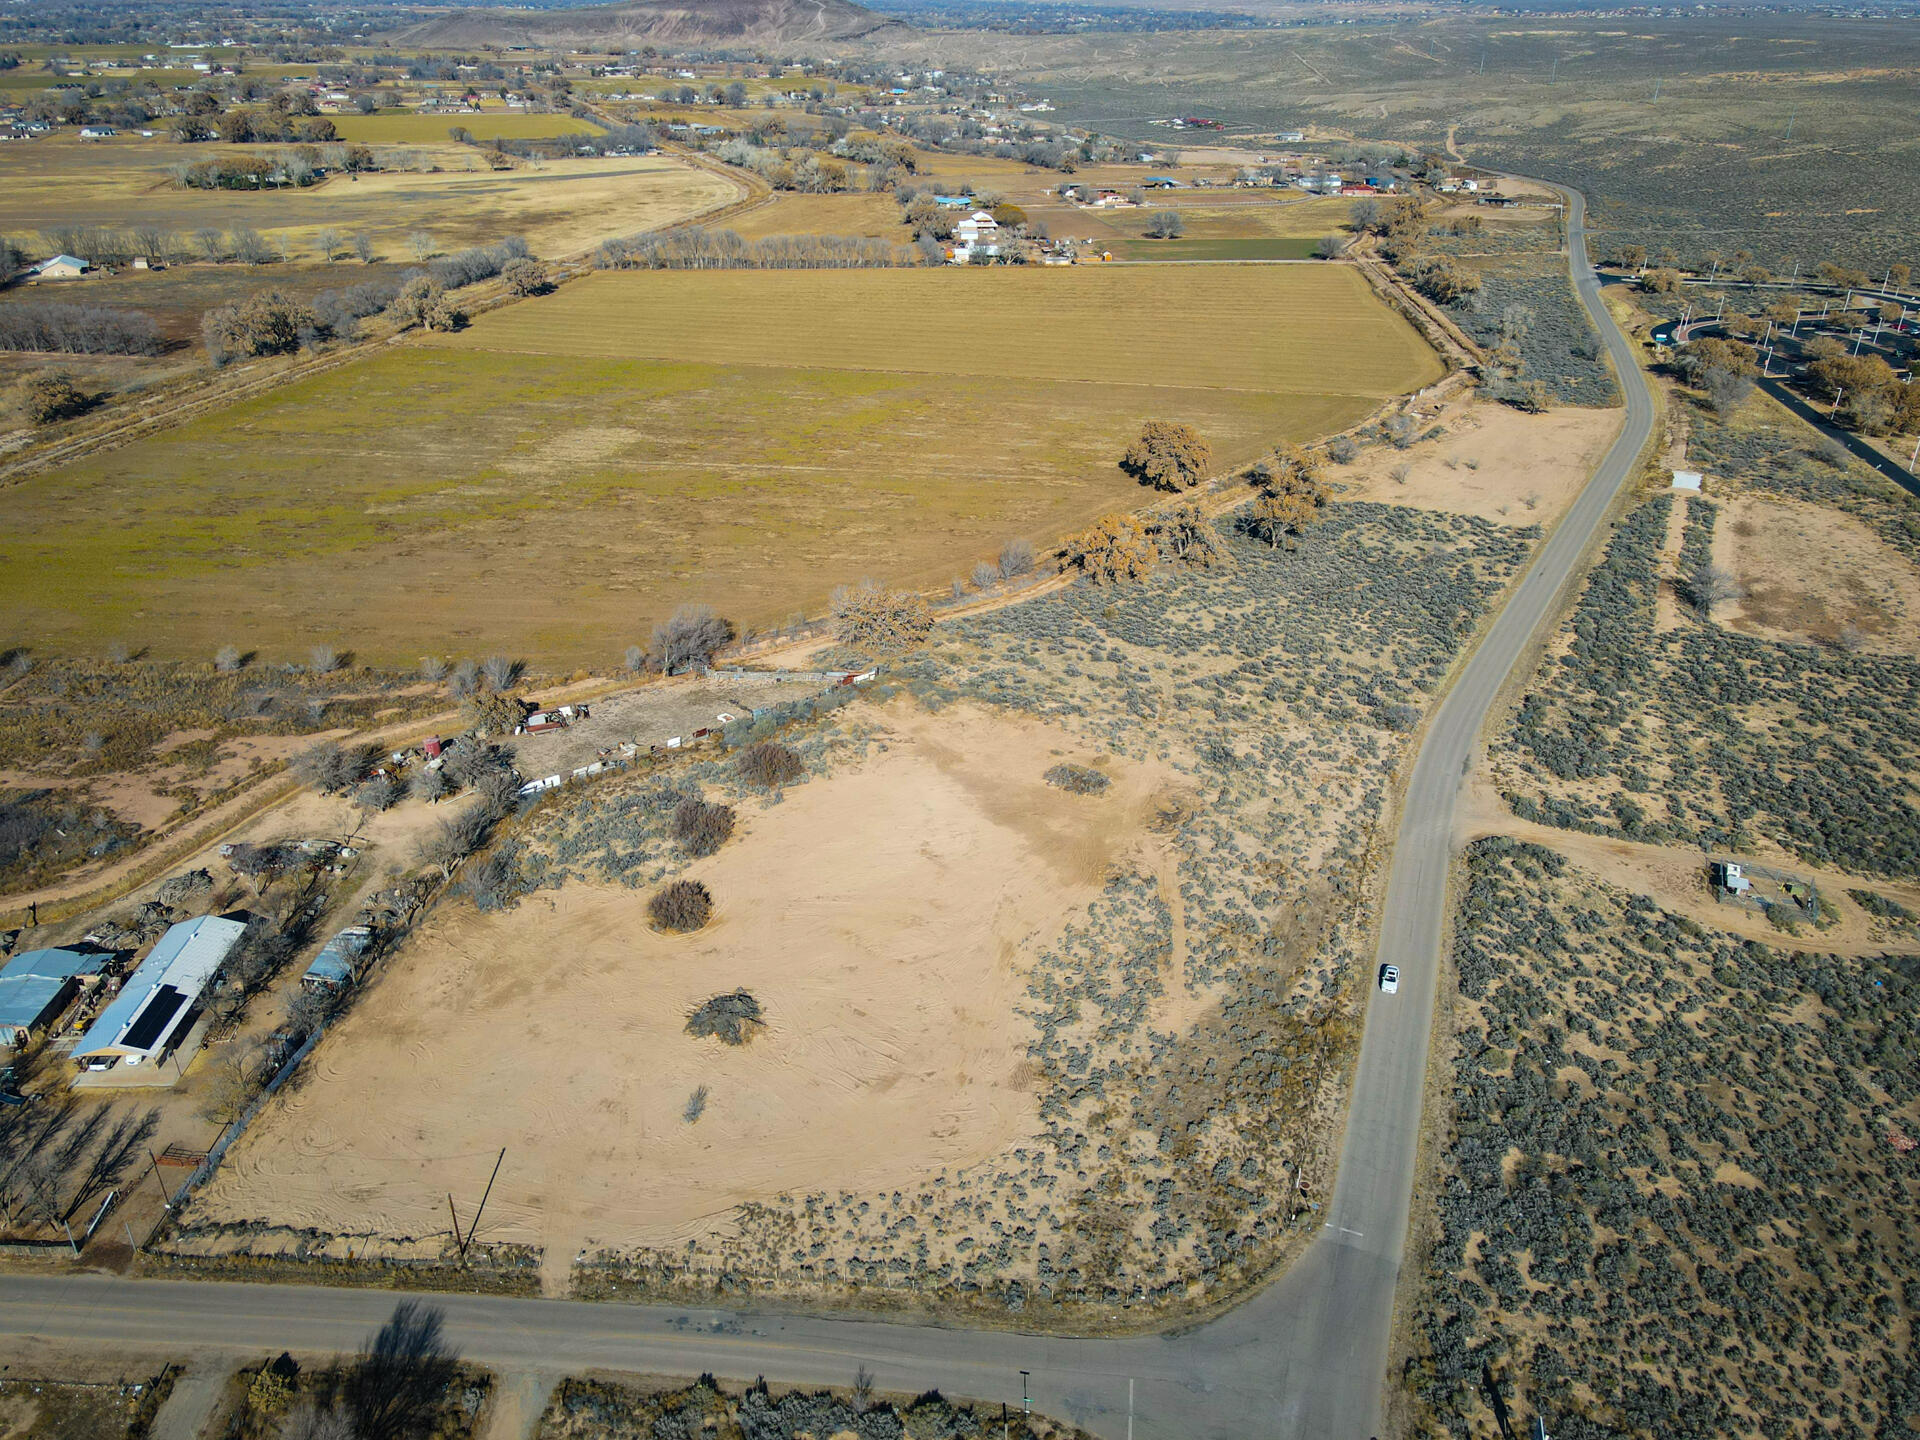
[1334,397,1621,526]
[193,705,1169,1286]
[1711,493,1920,656]
[1458,766,1920,956]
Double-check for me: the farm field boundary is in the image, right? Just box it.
[3,262,1442,664]
[430,264,1444,398]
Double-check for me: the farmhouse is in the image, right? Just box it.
[953,211,999,243]
[71,914,246,1069]
[0,947,109,1049]
[76,125,117,140]
[302,926,373,989]
[29,254,91,281]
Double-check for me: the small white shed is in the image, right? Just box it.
[1671,470,1703,492]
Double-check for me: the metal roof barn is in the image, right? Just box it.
[0,947,109,1045]
[72,915,246,1065]
[302,926,373,988]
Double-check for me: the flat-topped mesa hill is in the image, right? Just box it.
[391,0,897,48]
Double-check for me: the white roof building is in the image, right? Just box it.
[72,915,246,1065]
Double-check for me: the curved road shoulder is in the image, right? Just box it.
[0,185,1656,1440]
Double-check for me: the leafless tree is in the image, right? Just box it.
[411,765,448,804]
[407,231,435,262]
[215,644,244,673]
[480,654,522,690]
[230,228,274,265]
[971,560,1000,589]
[352,233,375,263]
[651,604,734,674]
[353,776,397,814]
[317,227,342,263]
[418,655,448,681]
[417,804,491,880]
[293,740,370,794]
[1689,563,1743,617]
[447,658,480,698]
[998,538,1035,577]
[309,644,343,674]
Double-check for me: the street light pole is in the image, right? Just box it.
[1020,1372,1030,1419]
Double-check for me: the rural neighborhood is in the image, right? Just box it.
[2,4,1920,1440]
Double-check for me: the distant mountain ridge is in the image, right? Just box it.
[391,0,898,49]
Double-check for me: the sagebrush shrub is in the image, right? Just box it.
[671,798,735,857]
[649,878,712,932]
[1044,763,1110,795]
[736,742,804,789]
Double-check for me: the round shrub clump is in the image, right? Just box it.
[736,741,805,789]
[671,798,735,857]
[686,988,764,1045]
[648,878,713,932]
[1044,763,1111,795]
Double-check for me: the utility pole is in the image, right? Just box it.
[1550,57,1559,84]
[146,1150,172,1211]
[1784,110,1795,141]
[1652,78,1661,101]
[1479,47,1487,74]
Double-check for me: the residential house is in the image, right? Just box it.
[29,254,91,281]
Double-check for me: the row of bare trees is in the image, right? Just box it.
[598,227,922,271]
[0,302,162,356]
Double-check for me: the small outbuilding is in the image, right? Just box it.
[1671,470,1703,492]
[301,926,373,989]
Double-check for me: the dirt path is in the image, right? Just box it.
[481,1371,559,1440]
[1458,767,1920,955]
[148,1359,227,1440]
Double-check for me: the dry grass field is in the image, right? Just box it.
[328,110,604,144]
[0,139,732,261]
[2,263,1438,665]
[439,265,1441,394]
[723,191,913,243]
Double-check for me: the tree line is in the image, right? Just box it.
[597,227,923,271]
[0,302,162,356]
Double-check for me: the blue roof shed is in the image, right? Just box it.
[0,947,109,1044]
[302,926,373,988]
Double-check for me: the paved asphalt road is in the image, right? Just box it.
[0,187,1653,1439]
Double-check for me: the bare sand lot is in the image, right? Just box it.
[1334,398,1621,525]
[1711,492,1920,655]
[194,706,1165,1278]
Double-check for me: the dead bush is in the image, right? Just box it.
[649,878,713,932]
[736,741,804,789]
[671,798,736,857]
